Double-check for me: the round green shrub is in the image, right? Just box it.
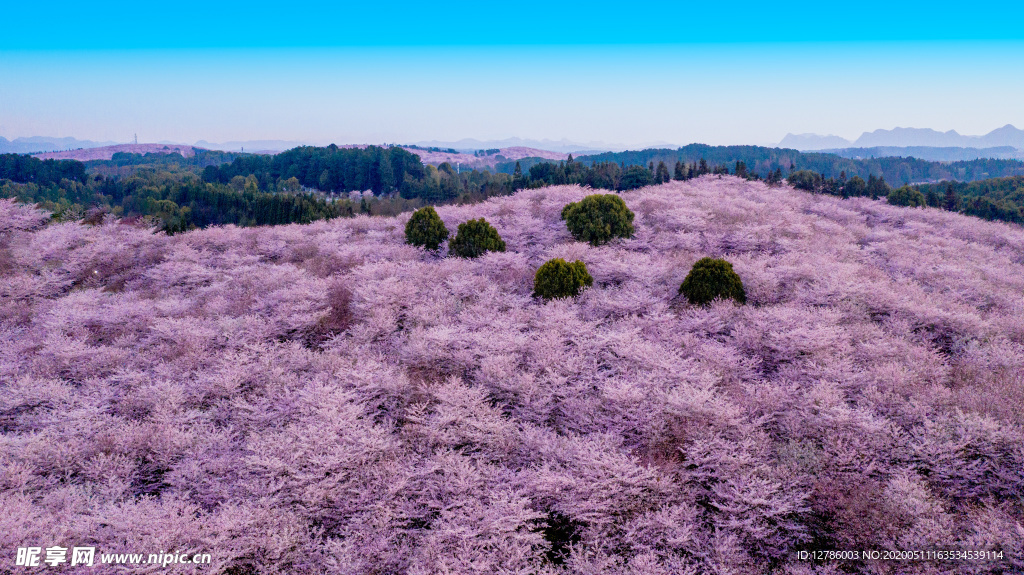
[679,257,746,305]
[533,258,594,300]
[405,206,449,251]
[886,186,927,207]
[449,218,506,258]
[618,165,653,190]
[787,170,822,192]
[561,194,635,246]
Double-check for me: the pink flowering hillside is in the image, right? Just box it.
[2,176,1023,574]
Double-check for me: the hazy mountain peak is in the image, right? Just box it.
[0,136,121,154]
[777,133,852,150]
[782,125,1024,151]
[854,125,1024,148]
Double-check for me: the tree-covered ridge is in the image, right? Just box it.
[783,167,1024,225]
[572,144,1024,186]
[916,176,1024,224]
[1,149,514,233]
[201,145,425,196]
[0,153,87,187]
[5,144,1024,233]
[0,161,348,233]
[92,149,243,169]
[499,149,1024,226]
[201,145,518,204]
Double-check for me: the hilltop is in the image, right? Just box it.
[34,143,201,161]
[345,144,569,168]
[1,178,1023,573]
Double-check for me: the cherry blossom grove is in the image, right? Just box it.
[2,176,1023,574]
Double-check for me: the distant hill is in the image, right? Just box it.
[412,137,619,154]
[333,144,569,169]
[777,133,852,150]
[34,144,200,161]
[0,136,119,154]
[193,139,313,152]
[29,140,570,167]
[822,146,1023,162]
[187,138,614,155]
[403,146,568,168]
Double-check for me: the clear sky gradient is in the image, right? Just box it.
[2,1,1023,147]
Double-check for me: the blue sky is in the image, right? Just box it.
[2,1,1023,147]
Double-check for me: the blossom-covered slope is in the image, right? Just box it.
[2,177,1023,574]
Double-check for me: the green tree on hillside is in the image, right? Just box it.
[655,161,671,184]
[562,194,635,245]
[887,186,927,207]
[943,184,959,211]
[512,161,527,190]
[679,257,746,306]
[533,258,593,300]
[405,206,449,250]
[867,174,890,199]
[734,161,748,179]
[788,170,821,192]
[448,218,506,258]
[843,175,867,197]
[618,166,653,190]
[378,150,396,193]
[673,161,687,181]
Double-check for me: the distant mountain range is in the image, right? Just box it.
[780,124,1024,151]
[819,146,1023,162]
[775,133,852,150]
[9,126,1024,161]
[0,136,120,154]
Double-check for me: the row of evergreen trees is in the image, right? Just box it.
[786,168,1024,224]
[0,166,348,233]
[5,146,1024,232]
[2,149,517,232]
[561,143,1024,186]
[0,153,87,187]
[787,170,892,199]
[916,176,1024,224]
[203,146,519,206]
[201,145,426,197]
[515,155,773,191]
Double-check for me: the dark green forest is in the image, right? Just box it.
[1,154,87,187]
[916,176,1024,224]
[576,144,1024,185]
[784,169,1023,224]
[3,144,1024,232]
[1,147,516,232]
[498,144,1024,187]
